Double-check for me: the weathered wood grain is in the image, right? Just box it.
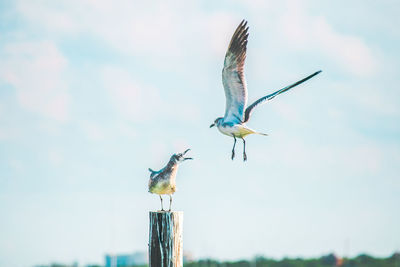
[149,211,183,267]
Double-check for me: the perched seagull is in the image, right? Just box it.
[210,20,321,161]
[148,149,193,211]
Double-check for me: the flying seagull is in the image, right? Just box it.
[148,149,193,211]
[210,20,321,161]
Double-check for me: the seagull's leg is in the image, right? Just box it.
[159,195,164,211]
[241,137,247,162]
[231,136,237,160]
[168,195,172,211]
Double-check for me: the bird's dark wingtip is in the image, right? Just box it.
[310,70,322,78]
[239,19,248,27]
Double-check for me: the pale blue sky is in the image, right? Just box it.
[1,0,400,266]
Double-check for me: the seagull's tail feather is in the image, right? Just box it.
[148,168,155,173]
[240,126,268,136]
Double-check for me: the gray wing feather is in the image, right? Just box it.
[244,71,322,122]
[222,20,249,123]
[148,168,161,178]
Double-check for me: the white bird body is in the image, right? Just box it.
[148,165,178,195]
[216,121,264,138]
[210,20,321,161]
[148,149,192,211]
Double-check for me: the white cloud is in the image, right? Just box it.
[13,0,241,69]
[114,122,137,139]
[101,66,162,122]
[0,41,70,121]
[16,1,77,34]
[279,0,378,76]
[15,0,183,60]
[313,17,377,76]
[252,131,384,177]
[12,0,381,78]
[270,101,306,125]
[356,85,399,115]
[327,81,399,116]
[204,13,239,56]
[82,0,182,58]
[80,121,106,141]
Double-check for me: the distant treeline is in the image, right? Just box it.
[36,252,400,267]
[184,253,400,267]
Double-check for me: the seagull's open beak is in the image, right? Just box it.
[210,123,215,128]
[182,149,192,160]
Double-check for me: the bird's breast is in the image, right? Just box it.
[217,124,236,136]
[217,123,255,138]
[148,167,178,195]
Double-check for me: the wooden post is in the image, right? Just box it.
[149,211,183,267]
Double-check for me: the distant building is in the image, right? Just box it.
[105,252,147,267]
[183,251,194,263]
[320,253,343,266]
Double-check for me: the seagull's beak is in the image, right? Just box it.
[210,123,215,128]
[182,149,192,161]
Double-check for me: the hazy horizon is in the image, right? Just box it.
[1,0,399,267]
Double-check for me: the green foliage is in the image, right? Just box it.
[35,253,400,267]
[183,253,400,267]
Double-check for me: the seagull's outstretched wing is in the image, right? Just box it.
[244,71,322,122]
[222,20,249,123]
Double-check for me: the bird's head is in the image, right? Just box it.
[172,149,193,163]
[209,117,223,128]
